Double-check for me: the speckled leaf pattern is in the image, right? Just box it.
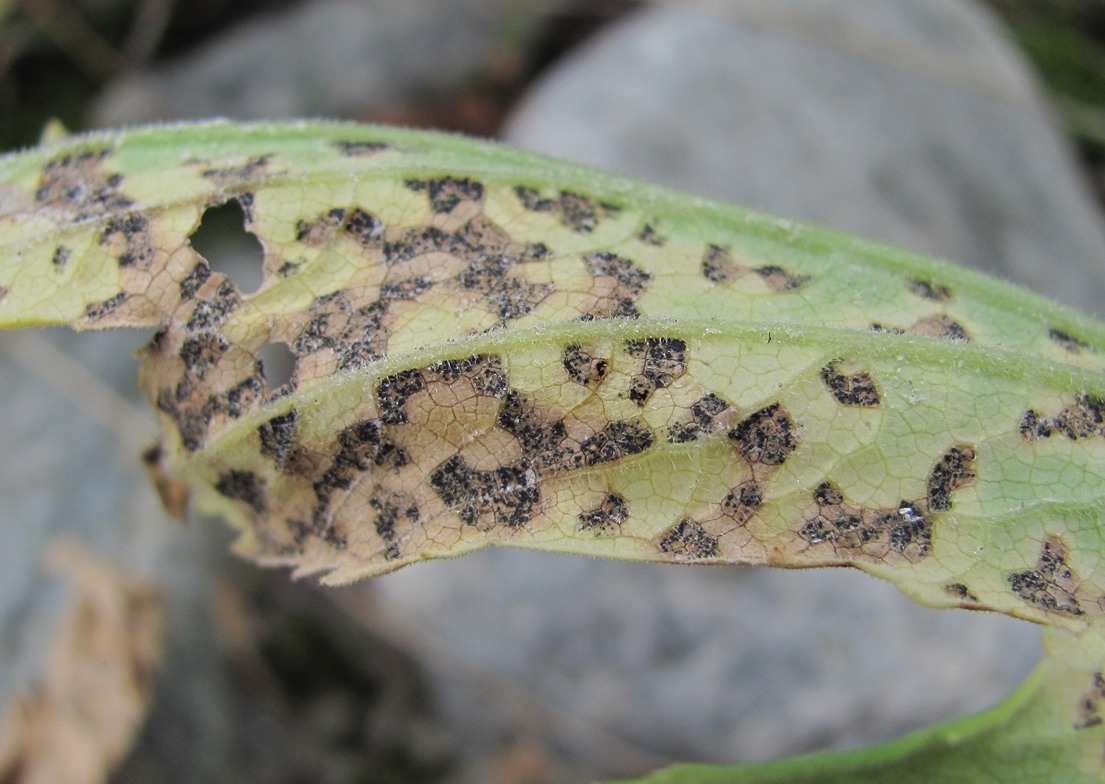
[2,121,1104,781]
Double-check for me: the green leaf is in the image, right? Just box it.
[2,120,1104,781]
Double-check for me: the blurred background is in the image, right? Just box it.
[2,1,1105,782]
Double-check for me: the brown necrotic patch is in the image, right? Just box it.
[754,265,809,291]
[84,292,128,320]
[658,519,718,559]
[35,147,132,219]
[700,245,808,291]
[910,314,971,341]
[101,211,156,269]
[295,207,347,246]
[429,455,539,529]
[668,393,732,443]
[580,421,654,466]
[514,186,620,234]
[581,251,651,319]
[562,344,609,387]
[798,444,975,564]
[497,390,570,473]
[578,493,629,535]
[185,279,240,331]
[625,337,687,406]
[908,278,952,302]
[926,444,976,512]
[798,481,931,564]
[945,582,980,603]
[294,291,390,371]
[820,361,881,407]
[179,332,228,380]
[214,469,267,515]
[1008,536,1084,616]
[1020,395,1105,442]
[720,481,762,526]
[701,244,742,284]
[729,404,798,467]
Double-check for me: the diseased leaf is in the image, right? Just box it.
[2,121,1104,781]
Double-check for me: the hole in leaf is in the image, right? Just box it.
[259,342,296,389]
[189,199,265,294]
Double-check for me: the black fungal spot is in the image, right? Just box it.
[637,224,665,247]
[179,332,228,379]
[668,393,731,443]
[799,481,932,563]
[497,390,569,473]
[370,490,418,561]
[179,263,211,301]
[514,186,618,234]
[721,481,762,525]
[376,369,425,425]
[729,404,798,466]
[84,292,127,320]
[258,410,298,471]
[578,493,629,535]
[1008,536,1084,616]
[406,176,484,213]
[334,140,390,156]
[927,444,976,512]
[186,279,240,331]
[562,344,608,387]
[659,519,718,559]
[100,210,157,270]
[908,279,952,302]
[945,583,980,602]
[582,251,652,319]
[869,323,906,335]
[51,245,71,270]
[430,455,539,529]
[580,421,654,466]
[343,207,385,249]
[35,148,133,219]
[625,337,687,406]
[204,373,264,420]
[311,420,408,534]
[200,154,272,185]
[1048,328,1092,354]
[214,469,267,515]
[1021,395,1105,442]
[820,361,881,407]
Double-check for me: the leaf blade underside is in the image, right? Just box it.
[2,120,1105,781]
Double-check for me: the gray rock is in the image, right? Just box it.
[371,0,1105,775]
[92,0,531,126]
[0,328,248,777]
